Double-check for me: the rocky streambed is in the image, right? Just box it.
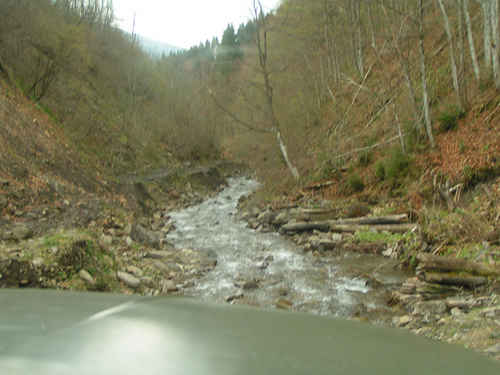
[166,177,409,320]
[166,176,500,361]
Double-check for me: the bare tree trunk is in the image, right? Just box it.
[464,0,481,82]
[482,0,493,73]
[254,0,300,180]
[355,1,365,77]
[367,1,377,50]
[437,0,463,109]
[419,0,435,147]
[491,0,500,88]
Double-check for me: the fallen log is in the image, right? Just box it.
[331,214,408,226]
[281,221,331,232]
[421,272,488,288]
[329,223,417,234]
[281,214,412,233]
[295,208,339,222]
[417,254,500,278]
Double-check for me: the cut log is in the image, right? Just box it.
[281,221,331,232]
[329,223,417,234]
[415,281,461,298]
[281,215,413,233]
[422,272,488,288]
[331,214,408,226]
[295,208,339,222]
[417,254,500,277]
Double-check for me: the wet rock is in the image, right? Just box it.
[131,223,161,249]
[257,210,276,225]
[79,269,95,285]
[240,211,252,221]
[226,294,244,303]
[413,300,447,316]
[242,280,260,290]
[141,276,154,288]
[126,265,144,277]
[161,279,178,293]
[393,315,412,327]
[275,298,293,310]
[117,271,141,288]
[258,255,274,270]
[273,212,290,226]
[484,343,500,355]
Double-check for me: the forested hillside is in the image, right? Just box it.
[0,0,499,200]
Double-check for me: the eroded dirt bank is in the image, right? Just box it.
[0,162,244,296]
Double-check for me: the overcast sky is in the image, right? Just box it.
[113,0,281,49]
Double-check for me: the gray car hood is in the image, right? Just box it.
[1,289,499,374]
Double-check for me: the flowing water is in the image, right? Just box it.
[167,177,408,317]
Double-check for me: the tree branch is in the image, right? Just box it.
[208,88,271,134]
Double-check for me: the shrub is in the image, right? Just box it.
[347,173,365,192]
[386,148,412,180]
[358,151,373,167]
[375,161,386,181]
[438,106,465,133]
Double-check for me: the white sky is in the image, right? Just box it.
[113,0,281,49]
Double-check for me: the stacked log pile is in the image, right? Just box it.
[280,213,416,234]
[395,254,500,304]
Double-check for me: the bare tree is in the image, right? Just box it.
[252,0,300,180]
[419,0,435,146]
[481,0,493,73]
[464,0,480,82]
[437,0,463,109]
[491,0,500,88]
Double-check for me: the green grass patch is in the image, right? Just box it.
[438,105,465,133]
[347,173,365,192]
[354,230,413,244]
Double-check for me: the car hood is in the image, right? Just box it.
[1,289,499,374]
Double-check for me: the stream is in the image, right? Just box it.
[167,177,408,318]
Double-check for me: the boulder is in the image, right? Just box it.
[79,269,95,285]
[257,210,276,225]
[273,212,290,226]
[161,279,178,293]
[275,298,293,310]
[126,266,144,277]
[393,315,412,327]
[413,300,448,316]
[117,271,141,289]
[131,223,161,249]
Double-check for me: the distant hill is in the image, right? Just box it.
[137,35,183,57]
